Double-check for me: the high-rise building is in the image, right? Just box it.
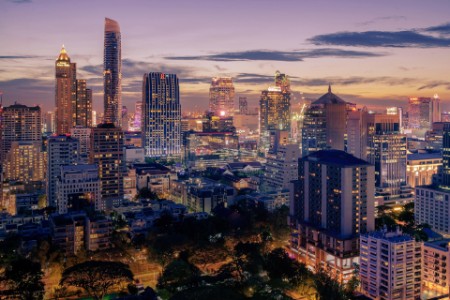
[43,110,56,134]
[238,97,248,115]
[47,135,80,209]
[56,164,101,214]
[301,86,347,156]
[121,105,129,131]
[259,73,291,152]
[264,143,300,192]
[290,150,375,282]
[142,72,181,158]
[367,113,409,204]
[407,96,440,131]
[55,46,76,135]
[0,104,41,162]
[209,77,235,117]
[346,107,369,159]
[359,228,421,300]
[103,18,122,127]
[70,126,92,163]
[90,123,124,208]
[3,141,45,183]
[75,79,92,127]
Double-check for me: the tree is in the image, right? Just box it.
[157,259,201,293]
[136,187,158,200]
[1,258,44,300]
[313,268,350,300]
[60,260,134,300]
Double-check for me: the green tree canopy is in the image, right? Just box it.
[60,260,133,300]
[1,258,44,300]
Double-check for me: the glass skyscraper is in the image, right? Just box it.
[142,73,181,158]
[103,18,122,127]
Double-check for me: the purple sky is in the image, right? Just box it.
[1,0,450,113]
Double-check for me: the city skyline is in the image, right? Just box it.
[1,0,450,114]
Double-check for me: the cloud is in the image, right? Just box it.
[356,16,407,27]
[309,23,450,48]
[165,48,384,62]
[417,81,450,91]
[0,55,39,59]
[425,23,450,35]
[7,0,31,3]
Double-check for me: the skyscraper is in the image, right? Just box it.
[238,97,248,115]
[55,46,76,135]
[301,85,347,156]
[0,104,41,163]
[133,101,142,131]
[90,123,124,208]
[259,72,291,152]
[407,96,440,131]
[75,79,92,127]
[142,72,181,158]
[103,17,122,127]
[290,150,375,282]
[209,77,235,117]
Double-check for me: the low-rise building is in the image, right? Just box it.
[135,163,177,195]
[422,239,450,296]
[406,151,442,189]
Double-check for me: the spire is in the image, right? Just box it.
[57,45,70,61]
[328,84,332,93]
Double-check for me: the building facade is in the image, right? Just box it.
[142,72,181,158]
[290,150,375,282]
[359,229,421,300]
[209,77,235,117]
[103,18,122,127]
[3,141,45,183]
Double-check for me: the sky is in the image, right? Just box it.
[1,0,450,114]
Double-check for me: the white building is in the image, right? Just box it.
[264,144,299,191]
[415,186,450,235]
[70,126,92,163]
[56,164,101,214]
[123,146,145,164]
[360,228,421,300]
[422,239,450,295]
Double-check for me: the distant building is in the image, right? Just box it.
[264,144,300,191]
[70,126,92,163]
[186,178,235,213]
[346,107,369,159]
[360,228,421,300]
[407,96,440,132]
[291,150,375,283]
[406,152,442,188]
[103,17,122,127]
[3,141,45,183]
[209,77,235,117]
[0,103,41,163]
[135,163,177,195]
[301,86,347,156]
[238,96,248,115]
[142,72,181,158]
[75,79,93,127]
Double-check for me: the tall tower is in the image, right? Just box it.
[55,46,76,134]
[142,72,181,158]
[75,79,93,127]
[209,77,235,117]
[103,17,122,127]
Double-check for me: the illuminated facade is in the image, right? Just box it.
[259,73,291,152]
[103,18,122,127]
[132,101,142,131]
[55,46,76,134]
[47,135,80,209]
[90,123,124,208]
[0,104,41,163]
[407,96,440,130]
[142,72,181,158]
[301,86,347,156]
[75,79,92,127]
[422,239,450,295]
[3,141,45,183]
[70,126,92,163]
[209,77,235,117]
[406,152,442,188]
[291,150,375,283]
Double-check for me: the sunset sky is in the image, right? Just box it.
[1,0,450,113]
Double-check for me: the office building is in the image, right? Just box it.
[132,101,142,131]
[264,144,300,191]
[260,73,291,152]
[359,228,421,300]
[142,72,181,158]
[301,86,347,156]
[56,164,101,214]
[407,96,440,131]
[90,123,124,208]
[238,97,248,115]
[346,107,369,159]
[55,46,76,135]
[0,104,41,162]
[209,77,235,117]
[290,150,375,282]
[47,135,80,209]
[103,18,122,127]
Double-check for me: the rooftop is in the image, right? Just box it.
[304,150,371,167]
[311,85,347,105]
[407,152,442,161]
